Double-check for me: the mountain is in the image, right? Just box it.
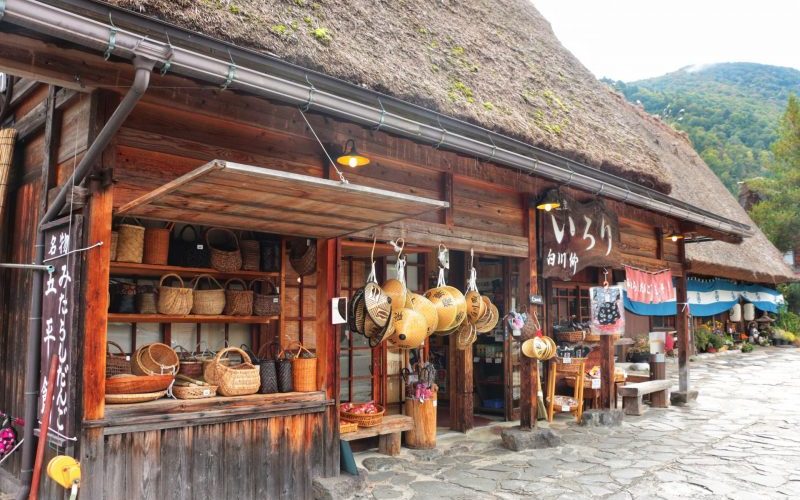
[605,63,800,193]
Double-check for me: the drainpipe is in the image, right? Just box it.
[16,56,153,500]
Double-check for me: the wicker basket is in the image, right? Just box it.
[289,342,317,392]
[288,238,316,276]
[340,404,385,428]
[116,220,145,263]
[191,274,226,315]
[340,421,358,434]
[157,273,193,315]
[132,343,179,376]
[207,228,242,272]
[256,343,279,394]
[135,286,157,314]
[172,384,218,400]
[583,332,601,342]
[143,222,174,265]
[240,234,260,271]
[251,279,280,316]
[105,390,166,405]
[205,347,260,397]
[110,231,119,261]
[106,341,131,378]
[224,278,253,316]
[555,330,586,343]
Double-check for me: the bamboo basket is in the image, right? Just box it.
[251,279,280,316]
[110,231,119,261]
[289,342,317,392]
[207,228,242,272]
[555,330,586,343]
[288,238,316,276]
[135,286,158,314]
[105,390,166,405]
[205,347,260,397]
[106,341,131,378]
[116,219,145,263]
[191,274,226,315]
[240,234,260,271]
[157,273,193,315]
[132,343,179,376]
[223,278,253,316]
[340,404,385,427]
[143,222,174,265]
[172,384,218,400]
[340,421,358,434]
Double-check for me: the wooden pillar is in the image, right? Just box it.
[448,251,472,432]
[676,239,690,393]
[520,200,540,429]
[599,335,615,408]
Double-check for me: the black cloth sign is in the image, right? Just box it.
[541,196,620,280]
[39,216,82,442]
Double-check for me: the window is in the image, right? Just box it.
[651,315,676,330]
[339,256,374,403]
[551,284,591,326]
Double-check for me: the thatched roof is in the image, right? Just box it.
[101,0,670,193]
[614,95,796,284]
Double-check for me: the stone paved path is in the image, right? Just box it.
[356,347,800,499]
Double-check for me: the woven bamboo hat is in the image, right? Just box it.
[363,282,392,328]
[442,286,467,330]
[387,308,428,348]
[409,293,439,336]
[521,337,546,359]
[465,290,485,323]
[382,279,407,315]
[348,286,367,336]
[424,287,459,333]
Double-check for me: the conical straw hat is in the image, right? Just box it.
[465,290,485,323]
[387,308,428,348]
[424,287,458,333]
[364,282,392,327]
[382,279,407,315]
[348,286,366,336]
[442,286,467,330]
[409,293,439,336]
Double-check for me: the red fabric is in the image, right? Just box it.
[625,267,675,304]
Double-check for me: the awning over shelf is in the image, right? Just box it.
[116,160,449,239]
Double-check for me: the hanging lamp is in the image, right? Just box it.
[336,139,370,168]
[535,189,562,212]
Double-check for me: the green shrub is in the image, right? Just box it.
[694,325,711,352]
[741,343,754,353]
[707,334,725,349]
[776,307,800,334]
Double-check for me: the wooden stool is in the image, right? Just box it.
[546,357,586,423]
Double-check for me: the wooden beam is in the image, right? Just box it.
[676,240,690,393]
[37,86,61,215]
[680,222,744,245]
[520,200,539,429]
[12,87,78,142]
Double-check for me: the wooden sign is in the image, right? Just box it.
[39,216,83,442]
[540,196,620,280]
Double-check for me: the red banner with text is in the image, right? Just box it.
[624,266,675,304]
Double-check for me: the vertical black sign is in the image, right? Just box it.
[39,215,82,442]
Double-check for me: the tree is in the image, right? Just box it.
[749,94,800,252]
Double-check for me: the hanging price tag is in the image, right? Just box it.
[473,357,479,363]
[561,405,571,412]
[495,358,502,364]
[563,356,572,364]
[591,378,601,389]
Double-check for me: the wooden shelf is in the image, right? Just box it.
[110,262,279,281]
[108,313,278,324]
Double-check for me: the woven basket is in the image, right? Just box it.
[172,384,218,400]
[110,231,119,261]
[157,273,193,315]
[135,286,157,314]
[109,281,137,313]
[340,404,385,427]
[116,220,145,263]
[191,274,226,315]
[174,345,206,379]
[132,343,179,376]
[276,348,293,393]
[105,390,166,405]
[170,225,210,268]
[205,347,260,396]
[583,332,601,343]
[256,343,279,394]
[251,279,280,316]
[223,278,253,316]
[143,222,174,265]
[340,421,358,434]
[288,238,316,276]
[289,342,317,392]
[106,341,131,378]
[207,228,242,272]
[240,234,260,271]
[555,330,586,343]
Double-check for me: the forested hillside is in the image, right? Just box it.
[605,63,800,192]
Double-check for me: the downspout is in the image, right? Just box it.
[17,56,153,500]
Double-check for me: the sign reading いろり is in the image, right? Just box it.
[541,195,620,280]
[39,215,82,443]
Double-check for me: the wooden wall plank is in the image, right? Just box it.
[159,426,192,500]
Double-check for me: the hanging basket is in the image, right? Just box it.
[223,278,254,316]
[132,343,179,376]
[251,279,280,316]
[115,219,145,263]
[207,228,242,272]
[288,342,317,392]
[204,347,260,397]
[190,274,226,315]
[240,233,260,271]
[157,273,193,315]
[106,341,131,378]
[143,222,174,265]
[288,238,316,276]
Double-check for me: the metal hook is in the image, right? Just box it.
[302,74,316,111]
[160,32,175,76]
[487,133,497,160]
[104,14,118,61]
[595,183,604,196]
[373,98,386,131]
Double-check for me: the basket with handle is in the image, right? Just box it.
[190,274,226,315]
[207,228,242,272]
[276,347,293,393]
[143,222,174,265]
[223,278,253,316]
[204,347,260,396]
[135,285,158,314]
[106,341,131,378]
[288,341,317,392]
[240,232,260,271]
[132,343,179,376]
[169,225,209,268]
[251,279,280,316]
[256,343,279,394]
[157,273,193,315]
[288,238,316,276]
[115,218,145,263]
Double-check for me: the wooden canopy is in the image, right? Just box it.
[116,160,449,238]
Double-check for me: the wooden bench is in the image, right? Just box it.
[340,414,414,456]
[617,380,673,416]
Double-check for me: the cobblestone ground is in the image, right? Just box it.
[356,347,800,499]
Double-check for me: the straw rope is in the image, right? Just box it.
[0,129,18,224]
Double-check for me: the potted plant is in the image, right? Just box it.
[627,337,650,363]
[694,325,712,353]
[741,343,754,353]
[707,333,725,353]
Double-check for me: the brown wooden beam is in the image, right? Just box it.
[520,200,540,429]
[676,240,690,393]
[680,222,744,244]
[12,87,77,142]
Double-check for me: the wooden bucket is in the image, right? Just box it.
[404,391,437,449]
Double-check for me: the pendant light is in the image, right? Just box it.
[336,139,370,168]
[665,229,684,242]
[536,189,562,212]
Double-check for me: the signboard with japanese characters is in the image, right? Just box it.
[39,216,82,443]
[541,195,620,280]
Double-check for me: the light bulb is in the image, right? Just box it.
[544,203,553,212]
[348,157,358,168]
[671,235,678,242]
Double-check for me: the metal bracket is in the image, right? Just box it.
[221,64,236,91]
[104,27,117,61]
[302,75,316,112]
[0,263,55,273]
[373,98,386,131]
[0,0,6,21]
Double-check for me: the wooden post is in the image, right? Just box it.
[599,334,615,409]
[649,354,667,407]
[448,251,472,432]
[520,200,539,429]
[677,240,690,393]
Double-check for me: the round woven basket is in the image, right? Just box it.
[172,384,218,400]
[288,342,317,392]
[106,341,131,378]
[132,343,179,376]
[116,220,145,263]
[205,347,260,397]
[143,222,174,265]
[207,228,242,272]
[288,238,316,276]
[105,390,166,405]
[223,278,253,316]
[251,279,280,316]
[157,273,193,315]
[340,404,385,427]
[191,274,226,315]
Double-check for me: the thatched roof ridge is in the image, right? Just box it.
[101,0,670,193]
[614,94,795,284]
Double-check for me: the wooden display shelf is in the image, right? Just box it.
[110,261,279,281]
[108,313,278,324]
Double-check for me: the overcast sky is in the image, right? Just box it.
[532,0,800,82]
